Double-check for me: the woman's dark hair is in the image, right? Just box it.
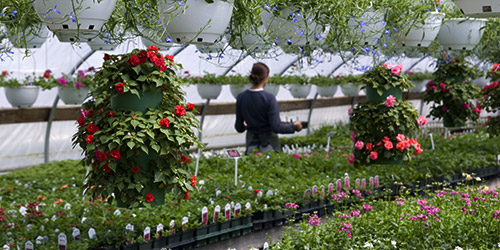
[249,62,269,85]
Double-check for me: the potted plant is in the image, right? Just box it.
[406,71,433,93]
[483,64,500,136]
[437,18,488,51]
[423,53,482,127]
[282,75,311,99]
[340,75,362,97]
[186,73,223,100]
[349,64,424,165]
[310,75,338,98]
[72,46,202,208]
[224,74,251,99]
[56,68,97,105]
[451,0,500,18]
[0,71,40,108]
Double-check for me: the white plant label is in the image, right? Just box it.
[73,227,80,240]
[375,176,380,188]
[336,179,342,193]
[214,205,221,223]
[312,185,318,195]
[369,177,374,189]
[58,233,67,250]
[3,245,9,250]
[304,189,311,201]
[144,227,151,241]
[156,224,164,238]
[361,178,366,191]
[216,189,221,197]
[234,203,241,217]
[355,178,360,189]
[25,241,33,250]
[245,202,251,212]
[328,183,334,194]
[88,228,97,240]
[263,242,269,249]
[202,206,208,226]
[498,154,500,165]
[170,220,175,235]
[225,203,231,220]
[182,217,189,226]
[320,185,325,199]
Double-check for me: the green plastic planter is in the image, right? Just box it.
[110,90,162,114]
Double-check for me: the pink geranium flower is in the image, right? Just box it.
[369,151,378,160]
[385,95,396,107]
[391,64,403,76]
[355,140,364,150]
[348,154,355,164]
[417,115,428,126]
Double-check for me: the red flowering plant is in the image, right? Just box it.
[361,64,414,95]
[483,64,500,136]
[423,53,482,127]
[73,46,202,208]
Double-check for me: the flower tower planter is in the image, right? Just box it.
[4,86,40,108]
[73,46,201,208]
[33,0,117,42]
[349,64,424,166]
[437,18,487,50]
[158,0,234,44]
[452,0,500,18]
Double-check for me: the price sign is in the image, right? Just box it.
[58,233,67,250]
[227,149,241,158]
[312,185,318,195]
[498,154,500,165]
[328,183,334,194]
[182,217,189,227]
[144,227,151,241]
[169,220,175,235]
[336,179,342,193]
[72,228,80,240]
[361,178,366,191]
[245,202,251,212]
[355,178,360,190]
[375,176,380,188]
[304,189,311,201]
[25,241,33,250]
[320,185,325,199]
[88,228,96,240]
[156,224,164,238]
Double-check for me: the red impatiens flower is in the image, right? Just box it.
[109,149,121,160]
[77,116,86,127]
[165,55,174,63]
[187,102,194,111]
[145,193,154,202]
[190,175,197,187]
[159,118,170,128]
[43,70,51,79]
[128,54,141,66]
[87,124,99,134]
[183,190,190,200]
[175,105,186,117]
[138,50,147,64]
[148,45,159,52]
[103,54,110,61]
[107,111,116,117]
[115,83,125,94]
[86,135,94,144]
[1,71,8,76]
[181,155,191,164]
[102,163,111,173]
[132,166,139,173]
[97,151,107,162]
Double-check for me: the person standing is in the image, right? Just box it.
[235,62,302,154]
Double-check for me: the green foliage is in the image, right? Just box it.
[362,65,414,93]
[406,71,433,82]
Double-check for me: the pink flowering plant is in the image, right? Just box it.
[423,53,482,126]
[361,64,414,95]
[57,68,97,90]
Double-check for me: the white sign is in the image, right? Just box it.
[304,189,311,201]
[234,203,241,217]
[25,241,33,250]
[375,176,380,188]
[58,233,67,250]
[498,154,500,165]
[245,202,251,212]
[320,185,325,199]
[214,205,221,223]
[144,227,151,241]
[226,149,241,158]
[336,179,342,192]
[355,178,360,189]
[157,224,164,238]
[73,227,80,240]
[182,217,189,226]
[361,179,366,191]
[202,206,208,226]
[3,245,9,250]
[88,228,97,240]
[225,203,231,220]
[312,185,318,195]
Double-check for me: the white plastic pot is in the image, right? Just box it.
[58,86,89,105]
[196,84,222,99]
[86,36,118,51]
[409,80,429,93]
[437,18,487,51]
[264,84,280,96]
[340,83,360,97]
[400,12,445,48]
[4,86,40,108]
[227,27,268,52]
[159,0,234,44]
[452,0,500,18]
[229,84,250,99]
[347,10,386,46]
[33,0,117,42]
[287,84,311,99]
[473,76,489,89]
[8,24,50,49]
[316,85,338,98]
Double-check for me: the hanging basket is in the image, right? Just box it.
[227,27,268,52]
[8,23,50,49]
[158,0,234,45]
[196,84,222,99]
[264,84,280,96]
[409,80,428,93]
[437,18,487,51]
[110,90,163,114]
[4,86,40,108]
[229,84,250,99]
[399,12,444,48]
[347,10,386,46]
[86,36,118,51]
[340,83,360,97]
[452,0,500,18]
[33,0,117,42]
[316,85,338,98]
[58,86,89,105]
[287,84,311,99]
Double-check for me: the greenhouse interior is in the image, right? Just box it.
[1,0,500,249]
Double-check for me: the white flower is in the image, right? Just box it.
[475,177,481,182]
[52,187,56,192]
[363,242,374,249]
[391,240,397,247]
[19,206,27,216]
[113,209,121,216]
[51,215,57,221]
[81,217,87,223]
[454,246,463,250]
[64,203,71,210]
[199,180,205,185]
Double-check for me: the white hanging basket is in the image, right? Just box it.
[473,76,489,89]
[437,18,487,51]
[287,84,311,99]
[4,86,40,108]
[58,86,89,105]
[452,0,500,18]
[227,28,268,52]
[347,10,386,46]
[316,85,338,98]
[196,84,222,99]
[264,84,280,96]
[229,84,251,99]
[86,36,118,51]
[158,0,234,45]
[141,37,173,51]
[340,83,360,97]
[33,0,117,42]
[400,12,445,48]
[409,80,428,93]
[8,24,50,49]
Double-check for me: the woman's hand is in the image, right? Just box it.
[294,121,303,131]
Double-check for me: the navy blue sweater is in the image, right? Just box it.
[235,89,295,134]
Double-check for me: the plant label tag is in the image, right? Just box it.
[216,189,221,197]
[320,185,325,199]
[498,154,500,165]
[304,189,311,201]
[25,241,33,250]
[234,203,241,217]
[225,203,231,220]
[72,227,80,240]
[126,223,134,232]
[328,183,334,194]
[227,149,241,159]
[58,233,67,250]
[369,177,374,189]
[375,176,380,188]
[245,202,251,212]
[263,242,269,249]
[336,179,342,193]
[202,206,208,226]
[355,178,360,189]
[344,177,350,190]
[170,220,175,235]
[361,178,366,191]
[3,245,9,250]
[144,227,151,241]
[182,217,189,226]
[214,205,221,223]
[312,185,318,195]
[157,224,163,238]
[88,228,96,240]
